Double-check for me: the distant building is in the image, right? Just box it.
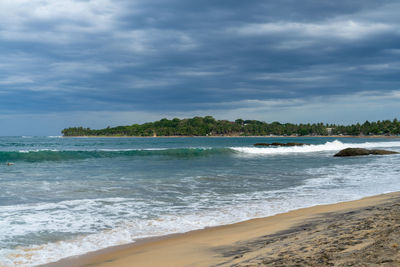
[326,128,333,135]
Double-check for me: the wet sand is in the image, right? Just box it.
[45,192,400,267]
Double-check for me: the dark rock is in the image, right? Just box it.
[254,142,307,147]
[286,142,306,147]
[369,149,399,155]
[334,148,399,157]
[254,143,271,146]
[334,148,370,157]
[271,142,282,146]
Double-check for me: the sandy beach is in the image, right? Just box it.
[44,192,400,267]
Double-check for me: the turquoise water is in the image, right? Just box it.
[1,136,400,266]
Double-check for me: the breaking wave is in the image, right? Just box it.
[0,148,231,162]
[231,140,400,155]
[1,140,399,162]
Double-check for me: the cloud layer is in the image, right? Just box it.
[0,0,399,134]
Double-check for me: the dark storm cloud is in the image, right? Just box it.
[0,0,400,114]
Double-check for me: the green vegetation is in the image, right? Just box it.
[61,116,400,137]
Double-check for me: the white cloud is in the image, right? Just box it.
[178,70,229,77]
[254,73,331,83]
[126,78,180,89]
[252,66,337,83]
[0,76,34,85]
[113,29,198,54]
[0,0,199,53]
[235,20,394,41]
[0,0,124,43]
[50,62,111,74]
[361,63,400,71]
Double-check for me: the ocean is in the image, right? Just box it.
[0,136,400,266]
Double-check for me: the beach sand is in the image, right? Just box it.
[45,192,400,267]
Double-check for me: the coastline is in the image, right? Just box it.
[62,135,400,138]
[44,192,400,267]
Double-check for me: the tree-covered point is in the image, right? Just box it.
[61,116,400,137]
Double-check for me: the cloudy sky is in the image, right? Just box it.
[1,0,399,135]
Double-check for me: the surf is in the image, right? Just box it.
[0,148,233,162]
[231,140,400,155]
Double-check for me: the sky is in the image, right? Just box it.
[0,0,400,135]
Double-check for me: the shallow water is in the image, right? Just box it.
[0,136,400,266]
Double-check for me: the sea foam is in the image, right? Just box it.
[231,140,400,155]
[3,153,400,266]
[2,137,400,266]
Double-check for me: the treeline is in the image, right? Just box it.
[61,116,400,137]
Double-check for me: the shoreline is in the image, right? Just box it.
[62,135,400,138]
[43,192,400,267]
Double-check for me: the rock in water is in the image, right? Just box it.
[334,148,399,157]
[369,149,399,155]
[254,142,306,147]
[334,148,370,156]
[285,142,306,147]
[253,143,271,146]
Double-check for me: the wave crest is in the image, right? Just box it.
[231,140,400,155]
[1,140,400,162]
[0,148,231,162]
